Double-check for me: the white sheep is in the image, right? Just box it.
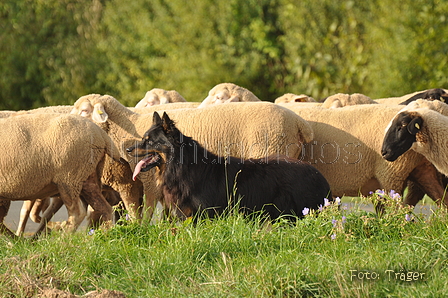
[321,93,376,109]
[130,102,200,113]
[277,103,446,207]
[274,93,316,103]
[16,183,125,237]
[0,105,133,236]
[71,95,314,220]
[0,113,121,237]
[382,105,448,199]
[198,83,260,108]
[396,98,448,115]
[135,88,187,108]
[12,102,145,224]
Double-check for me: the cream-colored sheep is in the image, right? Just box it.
[14,104,145,225]
[72,95,314,220]
[16,105,74,114]
[0,113,121,237]
[198,83,260,108]
[0,110,17,118]
[321,93,376,109]
[135,88,187,108]
[16,183,125,237]
[277,103,445,206]
[274,93,316,103]
[2,105,134,236]
[398,98,448,115]
[130,102,200,113]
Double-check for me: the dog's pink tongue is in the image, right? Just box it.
[132,158,149,181]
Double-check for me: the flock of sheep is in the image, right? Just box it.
[1,83,448,238]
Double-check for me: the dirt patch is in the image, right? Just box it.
[83,290,127,298]
[38,288,126,298]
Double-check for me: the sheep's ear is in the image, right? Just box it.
[159,97,169,104]
[294,96,308,102]
[161,112,174,132]
[153,112,162,126]
[407,116,423,135]
[92,103,108,123]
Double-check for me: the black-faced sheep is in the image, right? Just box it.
[398,88,448,105]
[71,95,314,220]
[277,103,446,207]
[382,107,448,205]
[375,88,448,105]
[198,83,260,108]
[135,88,187,108]
[0,113,121,237]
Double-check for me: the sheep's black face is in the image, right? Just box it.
[381,111,423,162]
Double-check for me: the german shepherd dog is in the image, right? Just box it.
[127,112,332,221]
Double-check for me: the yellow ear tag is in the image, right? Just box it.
[97,110,103,115]
[415,123,420,130]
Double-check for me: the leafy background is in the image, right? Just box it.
[1,0,447,109]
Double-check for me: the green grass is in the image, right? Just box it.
[1,193,448,297]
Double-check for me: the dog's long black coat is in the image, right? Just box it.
[127,112,332,220]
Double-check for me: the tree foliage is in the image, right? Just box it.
[0,0,105,109]
[0,0,446,109]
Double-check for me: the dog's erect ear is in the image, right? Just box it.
[161,112,175,133]
[153,112,162,126]
[407,116,423,135]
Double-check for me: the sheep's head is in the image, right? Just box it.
[135,89,171,108]
[71,94,108,123]
[212,90,231,103]
[381,111,423,161]
[275,93,314,103]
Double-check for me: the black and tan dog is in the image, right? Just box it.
[127,112,332,221]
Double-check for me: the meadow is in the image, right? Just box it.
[0,192,447,297]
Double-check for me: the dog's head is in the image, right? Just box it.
[126,112,178,180]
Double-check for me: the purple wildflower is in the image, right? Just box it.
[331,234,337,240]
[342,216,347,224]
[88,228,95,236]
[376,189,385,198]
[389,190,401,201]
[334,197,341,205]
[324,198,331,207]
[302,207,310,216]
[405,214,412,222]
[332,219,338,227]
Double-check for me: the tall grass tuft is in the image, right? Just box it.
[1,190,448,297]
